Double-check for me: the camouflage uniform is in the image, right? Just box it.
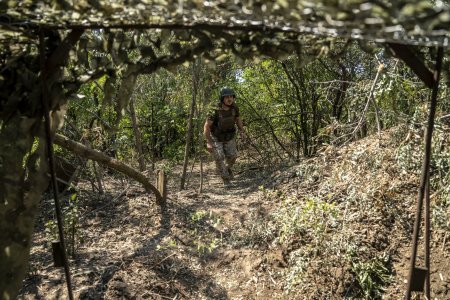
[207,103,240,181]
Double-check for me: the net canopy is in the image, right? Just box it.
[1,0,450,47]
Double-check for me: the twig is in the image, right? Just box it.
[184,155,197,187]
[352,63,384,139]
[443,232,447,251]
[268,270,277,285]
[439,114,450,120]
[172,234,188,246]
[157,253,177,265]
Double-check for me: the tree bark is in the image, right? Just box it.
[0,117,49,300]
[92,161,105,194]
[53,134,163,204]
[150,103,156,170]
[129,98,146,172]
[198,106,205,194]
[332,64,349,121]
[180,61,199,189]
[66,119,105,194]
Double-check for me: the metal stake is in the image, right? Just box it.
[424,174,430,299]
[39,28,74,300]
[405,47,443,299]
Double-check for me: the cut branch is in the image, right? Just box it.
[352,63,384,137]
[53,133,163,204]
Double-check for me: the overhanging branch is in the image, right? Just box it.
[53,133,163,205]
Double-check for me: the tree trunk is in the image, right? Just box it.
[0,117,49,300]
[92,161,105,194]
[67,119,105,194]
[199,142,204,193]
[333,64,349,122]
[129,98,146,172]
[0,29,84,299]
[180,61,199,189]
[281,62,310,157]
[197,104,205,194]
[151,103,156,170]
[53,134,163,204]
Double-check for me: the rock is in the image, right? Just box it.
[78,287,101,299]
[105,276,132,299]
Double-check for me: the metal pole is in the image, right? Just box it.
[39,28,74,300]
[405,47,443,299]
[424,173,430,299]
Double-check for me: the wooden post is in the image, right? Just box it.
[156,169,167,204]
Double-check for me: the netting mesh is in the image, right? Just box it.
[1,1,450,46]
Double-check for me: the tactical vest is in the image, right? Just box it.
[212,107,237,142]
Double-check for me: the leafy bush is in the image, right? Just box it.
[350,253,392,299]
[272,195,338,245]
[395,116,450,231]
[189,210,222,254]
[265,192,341,294]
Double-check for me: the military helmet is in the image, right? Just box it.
[219,87,236,101]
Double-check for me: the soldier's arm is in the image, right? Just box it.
[236,117,247,140]
[236,117,244,131]
[204,118,214,152]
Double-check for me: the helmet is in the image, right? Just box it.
[219,87,236,101]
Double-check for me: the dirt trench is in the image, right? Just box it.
[21,160,290,299]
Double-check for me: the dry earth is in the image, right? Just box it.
[20,128,449,299]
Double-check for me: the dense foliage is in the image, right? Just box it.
[62,43,447,167]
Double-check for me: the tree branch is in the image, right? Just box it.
[53,133,163,205]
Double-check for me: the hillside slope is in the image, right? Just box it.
[260,125,449,299]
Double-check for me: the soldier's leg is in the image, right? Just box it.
[211,138,230,180]
[224,138,238,179]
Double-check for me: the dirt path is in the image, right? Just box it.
[167,161,285,299]
[21,159,287,299]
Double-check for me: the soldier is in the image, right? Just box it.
[204,87,247,186]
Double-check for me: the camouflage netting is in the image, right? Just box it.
[1,0,450,46]
[2,1,450,122]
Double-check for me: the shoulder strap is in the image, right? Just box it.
[213,109,220,126]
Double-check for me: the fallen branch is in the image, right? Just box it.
[54,133,163,204]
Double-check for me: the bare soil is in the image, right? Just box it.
[20,129,449,299]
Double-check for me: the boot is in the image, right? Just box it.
[227,166,234,179]
[222,177,231,187]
